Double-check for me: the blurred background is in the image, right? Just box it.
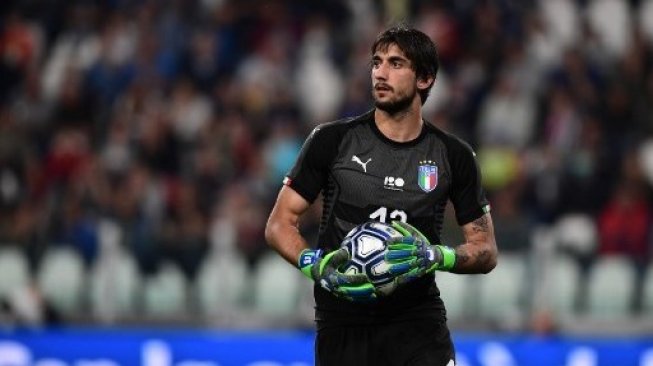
[1,0,653,364]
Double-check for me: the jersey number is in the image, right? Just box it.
[369,207,407,223]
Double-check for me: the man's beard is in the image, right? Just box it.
[373,88,416,115]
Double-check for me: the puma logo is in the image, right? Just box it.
[352,155,372,172]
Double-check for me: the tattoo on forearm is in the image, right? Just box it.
[471,216,489,233]
[454,247,492,270]
[476,248,492,267]
[455,249,470,266]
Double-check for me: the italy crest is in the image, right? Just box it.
[418,160,438,192]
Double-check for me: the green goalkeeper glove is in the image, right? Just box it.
[385,221,456,284]
[298,248,376,301]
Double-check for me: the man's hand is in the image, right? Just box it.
[298,248,376,301]
[385,221,456,284]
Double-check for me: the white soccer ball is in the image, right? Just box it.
[341,221,404,296]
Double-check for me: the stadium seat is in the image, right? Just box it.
[37,246,85,315]
[586,256,636,319]
[477,253,527,322]
[252,251,303,318]
[142,261,187,317]
[436,271,472,321]
[195,251,249,317]
[543,253,582,318]
[0,247,30,298]
[295,278,316,326]
[640,263,653,312]
[89,250,141,321]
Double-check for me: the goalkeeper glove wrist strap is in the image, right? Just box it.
[436,245,456,271]
[298,248,322,279]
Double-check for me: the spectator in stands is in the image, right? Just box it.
[597,149,652,312]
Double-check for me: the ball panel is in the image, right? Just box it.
[340,221,404,296]
[355,234,385,258]
[370,259,390,278]
[343,262,364,275]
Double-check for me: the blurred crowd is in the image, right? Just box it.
[1,0,653,325]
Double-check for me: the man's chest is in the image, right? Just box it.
[329,142,450,218]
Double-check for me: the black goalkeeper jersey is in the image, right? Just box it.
[285,110,489,324]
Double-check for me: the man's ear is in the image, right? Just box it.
[417,76,435,91]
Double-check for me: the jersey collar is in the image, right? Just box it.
[367,112,429,148]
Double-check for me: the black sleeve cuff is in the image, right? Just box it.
[287,179,319,204]
[456,205,490,226]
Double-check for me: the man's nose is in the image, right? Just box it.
[373,63,388,80]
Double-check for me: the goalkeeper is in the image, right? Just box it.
[265,25,498,366]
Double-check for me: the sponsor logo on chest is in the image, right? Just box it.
[349,155,439,193]
[383,176,405,191]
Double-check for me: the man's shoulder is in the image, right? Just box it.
[423,122,476,157]
[311,110,374,138]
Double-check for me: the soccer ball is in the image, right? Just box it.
[340,221,404,296]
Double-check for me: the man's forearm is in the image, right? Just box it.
[264,219,310,267]
[450,214,498,274]
[451,243,497,274]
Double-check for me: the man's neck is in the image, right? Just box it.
[374,103,424,143]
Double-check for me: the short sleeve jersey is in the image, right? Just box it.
[285,110,490,324]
